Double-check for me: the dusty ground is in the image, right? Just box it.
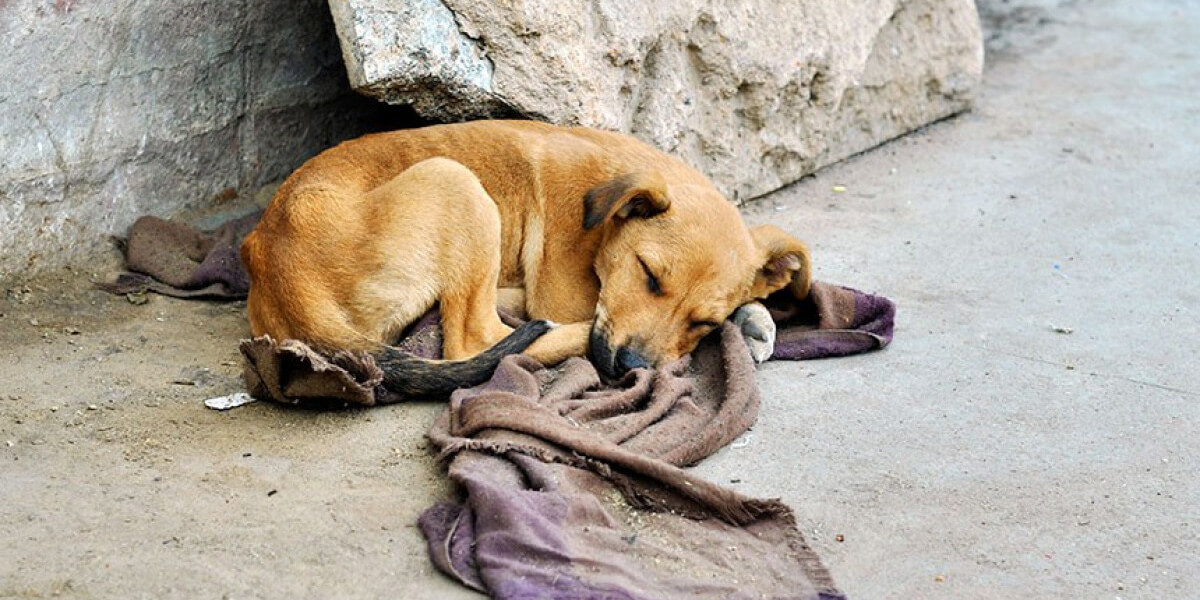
[2,1,1197,598]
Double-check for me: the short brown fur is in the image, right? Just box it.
[241,120,812,384]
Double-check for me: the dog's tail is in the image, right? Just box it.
[372,320,553,397]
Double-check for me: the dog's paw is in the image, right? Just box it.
[732,302,776,363]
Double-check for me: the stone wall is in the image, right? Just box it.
[331,0,984,203]
[1,0,991,279]
[0,0,408,279]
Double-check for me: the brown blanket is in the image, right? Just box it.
[238,281,892,408]
[97,210,262,299]
[102,212,895,599]
[419,326,842,600]
[238,282,891,600]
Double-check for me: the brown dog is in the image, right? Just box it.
[241,120,810,394]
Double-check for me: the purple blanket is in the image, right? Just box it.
[413,284,891,600]
[98,210,261,299]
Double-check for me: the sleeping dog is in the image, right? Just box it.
[241,120,810,395]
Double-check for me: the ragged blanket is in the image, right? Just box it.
[419,326,839,599]
[238,282,891,599]
[101,212,895,599]
[97,210,262,299]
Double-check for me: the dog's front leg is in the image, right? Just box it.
[521,321,592,366]
[732,302,776,363]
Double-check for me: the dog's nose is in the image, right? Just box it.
[614,346,649,375]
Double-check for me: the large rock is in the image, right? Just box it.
[330,0,983,202]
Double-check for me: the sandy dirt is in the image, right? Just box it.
[3,1,1197,598]
[0,271,477,598]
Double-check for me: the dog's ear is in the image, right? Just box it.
[750,225,812,300]
[583,173,670,230]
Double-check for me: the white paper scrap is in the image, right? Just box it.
[204,392,257,411]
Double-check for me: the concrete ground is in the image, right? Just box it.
[1,1,1196,598]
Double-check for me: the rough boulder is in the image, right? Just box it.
[330,0,983,201]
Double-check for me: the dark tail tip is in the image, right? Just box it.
[374,320,552,397]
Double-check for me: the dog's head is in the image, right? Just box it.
[584,172,811,379]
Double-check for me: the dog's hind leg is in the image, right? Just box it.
[368,158,516,361]
[435,187,517,361]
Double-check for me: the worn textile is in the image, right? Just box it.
[237,284,892,600]
[419,325,845,599]
[238,282,893,408]
[240,311,444,407]
[768,282,895,360]
[97,210,262,299]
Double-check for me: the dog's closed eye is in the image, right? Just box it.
[638,256,663,296]
[689,320,719,332]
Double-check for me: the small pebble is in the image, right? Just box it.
[29,318,40,326]
[835,534,844,542]
[935,575,946,583]
[87,404,99,411]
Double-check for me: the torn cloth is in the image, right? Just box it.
[238,282,893,408]
[415,285,890,599]
[237,283,892,599]
[420,326,842,600]
[97,210,262,299]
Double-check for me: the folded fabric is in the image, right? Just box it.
[237,283,893,600]
[97,209,262,299]
[419,325,845,599]
[240,311,444,407]
[767,283,894,360]
[238,282,893,408]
